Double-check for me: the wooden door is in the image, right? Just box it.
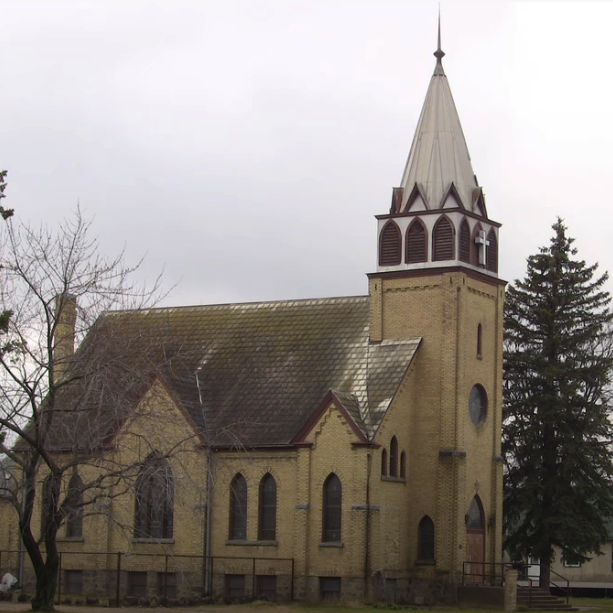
[465,496,485,583]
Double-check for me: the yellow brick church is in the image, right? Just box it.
[0,34,504,605]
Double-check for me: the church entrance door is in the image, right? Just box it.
[465,496,485,583]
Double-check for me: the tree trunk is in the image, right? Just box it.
[31,558,59,612]
[539,561,551,593]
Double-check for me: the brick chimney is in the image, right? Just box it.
[53,294,77,380]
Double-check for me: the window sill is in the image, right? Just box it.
[57,536,84,542]
[381,476,406,483]
[319,542,343,548]
[415,559,436,566]
[131,538,175,544]
[225,540,278,547]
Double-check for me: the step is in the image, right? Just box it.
[517,587,577,611]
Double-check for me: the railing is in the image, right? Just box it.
[0,549,295,605]
[461,561,519,587]
[519,566,571,606]
[460,561,571,607]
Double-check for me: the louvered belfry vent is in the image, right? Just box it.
[486,228,498,273]
[406,220,427,264]
[379,221,402,266]
[459,219,470,263]
[432,217,454,261]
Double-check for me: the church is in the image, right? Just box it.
[1,31,504,605]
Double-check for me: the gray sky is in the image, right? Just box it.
[1,2,611,307]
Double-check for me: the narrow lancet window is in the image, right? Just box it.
[406,219,427,264]
[379,221,402,266]
[432,216,454,261]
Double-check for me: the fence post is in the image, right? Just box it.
[164,555,169,601]
[56,552,62,605]
[291,558,295,602]
[115,552,121,607]
[210,557,214,598]
[252,558,256,598]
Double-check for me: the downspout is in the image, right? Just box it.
[204,450,213,595]
[364,452,372,600]
[197,372,214,596]
[18,479,26,587]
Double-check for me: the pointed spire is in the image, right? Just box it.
[434,6,445,76]
[398,14,482,215]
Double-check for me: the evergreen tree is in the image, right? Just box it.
[503,218,613,589]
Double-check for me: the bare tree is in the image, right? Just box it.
[0,209,201,611]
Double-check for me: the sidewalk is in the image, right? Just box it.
[0,603,293,613]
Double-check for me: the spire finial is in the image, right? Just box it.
[434,5,445,76]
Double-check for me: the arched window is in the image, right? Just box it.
[432,216,454,261]
[134,453,174,539]
[405,219,427,264]
[486,228,498,273]
[381,449,388,476]
[459,219,470,263]
[477,324,483,359]
[66,474,84,539]
[418,516,435,561]
[258,474,277,541]
[389,437,398,477]
[467,496,485,530]
[379,221,402,266]
[400,452,406,478]
[322,473,342,542]
[229,473,248,541]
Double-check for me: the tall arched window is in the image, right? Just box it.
[258,474,277,541]
[381,449,388,476]
[66,474,84,539]
[418,516,435,561]
[389,437,399,477]
[229,473,248,540]
[477,324,483,359]
[405,219,427,264]
[379,221,402,266]
[322,473,342,542]
[134,453,174,539]
[400,452,406,479]
[459,219,470,263]
[486,228,498,273]
[432,216,454,261]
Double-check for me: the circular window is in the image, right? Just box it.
[469,384,487,426]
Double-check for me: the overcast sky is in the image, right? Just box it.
[1,2,611,307]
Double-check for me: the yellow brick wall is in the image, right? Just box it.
[13,381,207,577]
[369,270,504,579]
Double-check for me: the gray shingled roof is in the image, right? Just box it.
[46,296,420,449]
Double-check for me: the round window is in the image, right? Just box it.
[469,384,487,426]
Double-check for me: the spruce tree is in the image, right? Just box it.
[503,218,613,589]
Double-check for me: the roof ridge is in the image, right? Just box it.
[104,294,370,316]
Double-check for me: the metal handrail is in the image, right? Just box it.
[461,561,570,606]
[461,561,521,586]
[521,569,570,605]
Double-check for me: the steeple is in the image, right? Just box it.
[375,20,500,277]
[397,19,483,215]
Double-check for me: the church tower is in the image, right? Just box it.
[369,27,504,588]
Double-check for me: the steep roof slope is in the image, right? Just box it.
[48,297,420,449]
